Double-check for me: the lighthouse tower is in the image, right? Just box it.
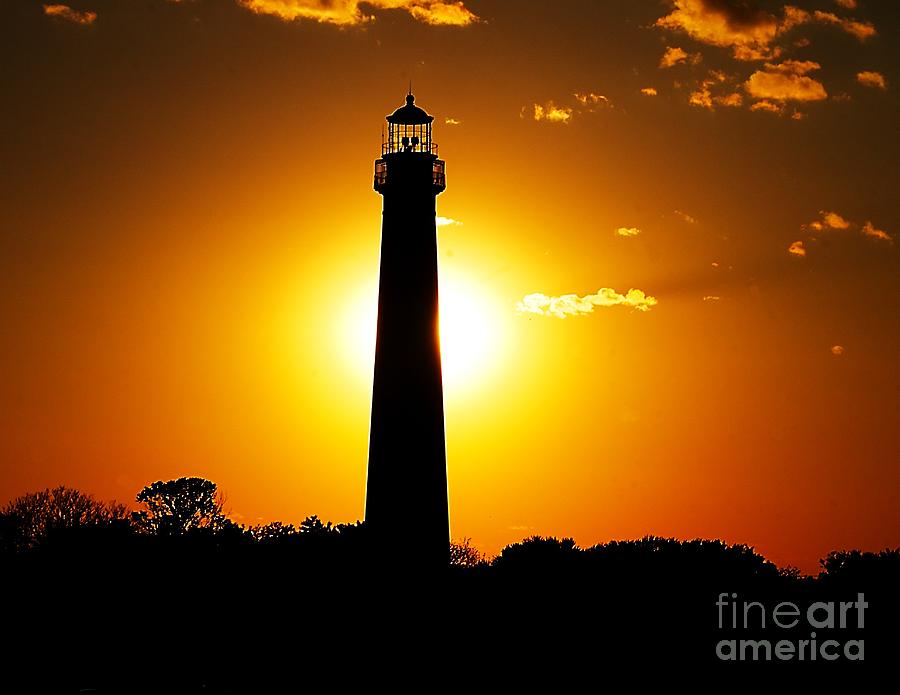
[365,93,449,567]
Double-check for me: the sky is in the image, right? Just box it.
[1,0,897,573]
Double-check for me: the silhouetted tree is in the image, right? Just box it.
[248,520,298,543]
[299,514,335,535]
[133,477,228,536]
[779,564,803,578]
[818,547,900,586]
[0,486,128,551]
[449,537,488,568]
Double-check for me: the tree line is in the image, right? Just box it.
[1,476,897,686]
[3,476,897,581]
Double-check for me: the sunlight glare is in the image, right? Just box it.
[338,271,503,396]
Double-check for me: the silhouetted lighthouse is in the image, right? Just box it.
[366,93,449,566]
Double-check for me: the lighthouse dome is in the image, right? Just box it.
[386,94,434,124]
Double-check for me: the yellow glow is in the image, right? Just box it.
[438,270,503,393]
[337,269,504,396]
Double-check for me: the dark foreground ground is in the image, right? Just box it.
[2,530,897,691]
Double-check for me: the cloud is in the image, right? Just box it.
[656,1,876,65]
[660,46,687,68]
[811,11,875,41]
[689,84,713,108]
[820,211,850,229]
[674,209,697,224]
[690,75,743,109]
[640,87,658,96]
[802,210,851,232]
[42,3,97,24]
[861,221,893,242]
[830,345,844,356]
[655,0,808,62]
[703,295,721,301]
[528,92,613,124]
[444,117,461,125]
[745,60,827,102]
[517,288,658,317]
[660,46,701,68]
[574,92,613,110]
[717,91,743,106]
[804,210,849,231]
[749,99,782,113]
[654,4,878,114]
[788,240,806,257]
[436,216,462,227]
[856,71,887,90]
[236,0,479,26]
[532,102,573,124]
[615,227,641,237]
[794,212,892,255]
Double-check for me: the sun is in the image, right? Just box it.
[437,272,501,391]
[338,269,503,396]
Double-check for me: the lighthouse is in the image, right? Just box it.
[365,93,449,567]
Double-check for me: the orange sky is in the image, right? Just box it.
[1,0,898,573]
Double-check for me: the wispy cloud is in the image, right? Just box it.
[811,10,875,41]
[528,91,612,124]
[444,117,461,125]
[791,212,893,256]
[615,227,641,237]
[43,3,97,25]
[640,87,658,96]
[856,71,887,90]
[236,0,479,26]
[674,209,697,224]
[861,221,893,242]
[517,288,658,317]
[750,99,782,114]
[436,216,462,227]
[574,92,613,111]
